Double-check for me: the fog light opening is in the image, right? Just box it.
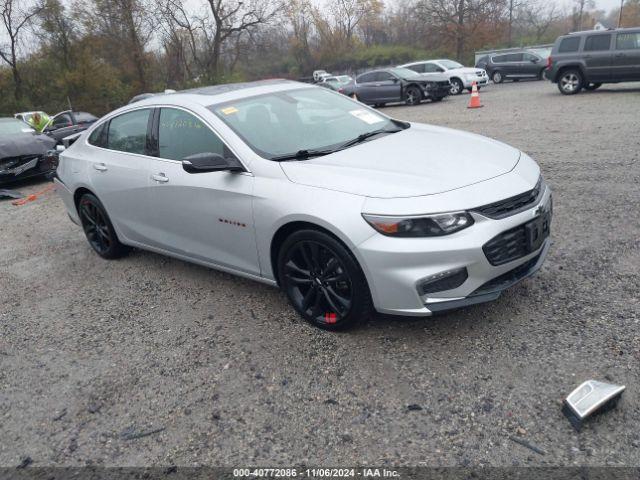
[419,267,468,295]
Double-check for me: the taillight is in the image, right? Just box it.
[546,56,552,69]
[338,88,344,93]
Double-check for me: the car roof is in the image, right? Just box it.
[128,79,306,110]
[565,27,640,36]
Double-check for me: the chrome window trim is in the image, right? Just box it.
[83,103,252,174]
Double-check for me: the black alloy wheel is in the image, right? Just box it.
[405,86,422,106]
[78,193,129,259]
[278,230,372,330]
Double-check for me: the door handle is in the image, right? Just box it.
[93,163,107,172]
[152,173,169,183]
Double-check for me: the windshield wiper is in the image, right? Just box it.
[336,127,404,150]
[272,125,406,162]
[271,149,336,162]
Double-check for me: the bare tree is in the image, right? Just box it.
[519,1,560,42]
[327,0,383,42]
[203,0,283,80]
[0,0,43,100]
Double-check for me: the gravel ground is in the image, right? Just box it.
[1,80,639,468]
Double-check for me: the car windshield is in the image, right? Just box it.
[440,60,464,70]
[328,76,351,84]
[0,118,35,135]
[210,88,404,159]
[390,68,422,80]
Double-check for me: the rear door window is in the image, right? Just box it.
[584,34,612,51]
[106,108,151,155]
[559,37,581,53]
[616,32,640,50]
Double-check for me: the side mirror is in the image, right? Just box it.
[392,77,399,83]
[56,144,66,152]
[182,152,244,173]
[531,58,540,63]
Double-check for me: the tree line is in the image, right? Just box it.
[1,0,639,116]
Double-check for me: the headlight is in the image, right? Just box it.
[362,212,474,237]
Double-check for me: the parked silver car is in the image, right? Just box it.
[55,80,551,330]
[399,59,489,94]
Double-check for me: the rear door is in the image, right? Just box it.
[504,53,524,76]
[145,106,259,275]
[583,33,613,82]
[86,108,155,244]
[613,31,640,80]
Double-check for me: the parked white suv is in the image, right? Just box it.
[399,59,489,95]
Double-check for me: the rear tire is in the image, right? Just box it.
[77,193,130,259]
[277,229,373,331]
[558,69,584,95]
[585,83,602,91]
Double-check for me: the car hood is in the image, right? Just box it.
[280,123,521,199]
[416,73,450,82]
[450,67,486,75]
[0,133,56,159]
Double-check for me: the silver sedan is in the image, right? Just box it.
[55,80,551,330]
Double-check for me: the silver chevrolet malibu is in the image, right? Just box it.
[55,80,551,330]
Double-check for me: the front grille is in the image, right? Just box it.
[0,155,39,172]
[474,251,542,295]
[483,224,529,266]
[473,177,543,219]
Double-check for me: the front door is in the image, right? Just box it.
[583,33,613,82]
[146,107,259,276]
[373,72,402,102]
[87,108,155,244]
[613,31,640,80]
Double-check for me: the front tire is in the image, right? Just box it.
[77,193,130,259]
[277,230,373,330]
[491,71,504,84]
[449,78,464,95]
[405,86,422,105]
[558,69,584,95]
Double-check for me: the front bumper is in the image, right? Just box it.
[357,185,552,316]
[462,75,489,88]
[423,84,451,99]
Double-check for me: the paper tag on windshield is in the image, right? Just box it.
[221,106,238,115]
[349,109,385,125]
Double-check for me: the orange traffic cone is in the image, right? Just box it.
[468,81,483,109]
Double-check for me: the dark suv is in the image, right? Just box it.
[546,28,640,94]
[476,50,546,84]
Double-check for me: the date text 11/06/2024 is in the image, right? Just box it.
[233,468,400,478]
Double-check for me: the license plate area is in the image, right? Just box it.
[525,212,551,251]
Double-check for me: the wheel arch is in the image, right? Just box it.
[73,186,96,211]
[554,64,586,83]
[269,220,362,287]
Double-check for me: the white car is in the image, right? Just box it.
[399,59,490,95]
[55,80,551,330]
